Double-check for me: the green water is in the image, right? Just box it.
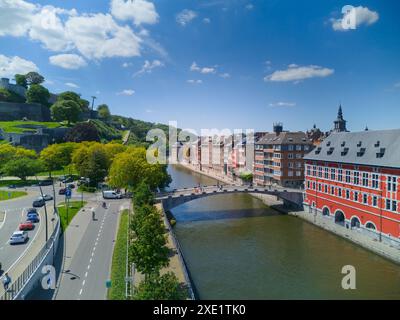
[168,165,400,300]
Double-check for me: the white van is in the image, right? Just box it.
[103,190,122,199]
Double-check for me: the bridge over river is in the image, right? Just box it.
[156,185,304,211]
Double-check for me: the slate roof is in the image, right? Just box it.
[304,129,400,168]
[256,131,312,145]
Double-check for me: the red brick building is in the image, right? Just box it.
[304,129,400,245]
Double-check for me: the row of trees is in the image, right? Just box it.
[129,182,187,300]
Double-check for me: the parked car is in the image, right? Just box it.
[62,177,74,183]
[26,214,40,223]
[67,184,75,189]
[8,185,17,189]
[19,221,35,231]
[103,190,122,199]
[39,180,53,186]
[9,231,28,245]
[32,198,45,208]
[26,208,38,215]
[59,188,67,195]
[39,194,53,201]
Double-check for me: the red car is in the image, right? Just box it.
[19,221,34,231]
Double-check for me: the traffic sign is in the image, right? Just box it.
[106,280,112,288]
[66,189,72,199]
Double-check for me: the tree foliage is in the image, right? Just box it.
[57,91,90,112]
[0,88,25,103]
[40,143,78,175]
[25,72,45,85]
[65,122,100,143]
[0,144,37,174]
[3,157,42,181]
[133,181,155,208]
[14,74,28,88]
[51,100,81,125]
[108,147,171,191]
[26,84,50,106]
[133,272,187,300]
[97,104,111,120]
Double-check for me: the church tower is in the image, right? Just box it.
[333,104,348,132]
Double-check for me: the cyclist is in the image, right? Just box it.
[91,207,96,221]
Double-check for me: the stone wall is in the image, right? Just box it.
[0,102,51,121]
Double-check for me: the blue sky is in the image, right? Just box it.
[0,0,399,133]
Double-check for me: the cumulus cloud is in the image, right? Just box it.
[133,59,163,77]
[110,0,159,25]
[176,9,197,26]
[0,54,39,78]
[269,102,296,107]
[331,6,379,31]
[65,82,79,88]
[219,73,230,79]
[117,89,135,96]
[265,64,334,82]
[49,54,87,69]
[203,17,211,24]
[190,62,216,74]
[187,79,203,84]
[0,0,143,62]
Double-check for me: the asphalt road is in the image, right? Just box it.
[54,199,128,300]
[0,183,95,276]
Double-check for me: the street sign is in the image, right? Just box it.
[106,280,112,288]
[66,189,72,199]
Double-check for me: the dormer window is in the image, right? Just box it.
[357,148,366,157]
[327,147,334,155]
[341,141,346,147]
[315,147,322,155]
[376,148,386,158]
[375,141,380,147]
[326,141,331,147]
[341,148,349,156]
[357,141,362,147]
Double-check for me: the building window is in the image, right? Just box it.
[388,176,397,192]
[363,194,368,204]
[296,145,302,151]
[331,168,336,180]
[318,167,322,178]
[362,172,369,187]
[304,145,310,151]
[312,165,316,175]
[307,181,310,189]
[324,168,329,179]
[393,200,397,212]
[318,183,322,191]
[289,171,294,177]
[324,185,328,193]
[346,190,350,199]
[346,170,351,183]
[331,186,335,195]
[338,188,342,197]
[386,199,391,211]
[296,162,302,168]
[306,165,311,176]
[296,171,302,177]
[354,172,360,185]
[296,154,302,159]
[288,145,294,151]
[372,174,379,189]
[338,169,343,182]
[373,196,378,207]
[354,192,359,202]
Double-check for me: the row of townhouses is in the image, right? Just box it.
[170,105,400,244]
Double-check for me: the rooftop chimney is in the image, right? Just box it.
[273,122,283,135]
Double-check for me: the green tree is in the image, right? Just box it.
[51,100,81,125]
[72,143,110,187]
[57,91,90,112]
[0,88,26,103]
[40,143,78,176]
[25,72,45,85]
[133,272,187,300]
[0,145,37,174]
[14,74,28,88]
[26,84,50,106]
[97,104,111,120]
[65,122,100,143]
[3,158,42,181]
[129,206,170,275]
[133,181,154,207]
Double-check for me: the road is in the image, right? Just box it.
[54,198,129,300]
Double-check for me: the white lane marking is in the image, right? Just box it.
[87,265,90,270]
[82,280,86,286]
[85,272,88,278]
[91,251,94,257]
[89,258,92,263]
[79,289,83,295]
[0,210,7,230]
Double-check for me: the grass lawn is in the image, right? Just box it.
[108,210,129,300]
[36,167,78,177]
[57,201,87,231]
[0,121,64,134]
[0,179,37,187]
[0,190,27,201]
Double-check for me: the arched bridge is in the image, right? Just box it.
[156,185,304,211]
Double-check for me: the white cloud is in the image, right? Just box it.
[190,62,216,74]
[265,64,334,82]
[219,73,230,79]
[117,89,135,96]
[0,1,143,61]
[187,79,203,84]
[176,9,197,26]
[110,0,158,26]
[65,82,79,88]
[0,0,36,37]
[122,62,133,68]
[331,6,379,31]
[0,54,38,78]
[133,59,163,77]
[49,54,87,69]
[203,17,211,24]
[269,102,296,107]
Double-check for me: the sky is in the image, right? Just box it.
[0,0,399,134]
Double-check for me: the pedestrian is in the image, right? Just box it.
[2,273,11,292]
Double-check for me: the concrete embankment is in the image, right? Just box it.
[156,203,197,300]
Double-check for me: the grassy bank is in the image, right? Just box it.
[0,179,37,187]
[108,209,129,300]
[0,190,27,201]
[0,121,63,133]
[57,201,86,231]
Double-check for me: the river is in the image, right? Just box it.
[167,165,400,300]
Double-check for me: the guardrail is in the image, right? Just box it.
[0,219,60,300]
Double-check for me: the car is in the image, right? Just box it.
[26,208,38,215]
[8,185,17,189]
[19,221,35,231]
[59,188,67,195]
[39,180,53,186]
[39,194,53,201]
[26,215,40,223]
[32,198,45,208]
[9,231,28,245]
[62,177,74,183]
[103,190,122,199]
[67,184,75,189]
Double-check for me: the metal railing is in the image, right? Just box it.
[0,219,60,300]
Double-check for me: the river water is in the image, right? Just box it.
[167,165,400,300]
